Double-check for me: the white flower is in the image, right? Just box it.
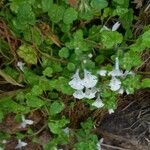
[84,88,97,99]
[88,53,93,58]
[92,96,104,108]
[73,90,85,99]
[69,69,84,90]
[118,88,124,94]
[15,139,27,149]
[101,22,120,32]
[17,61,25,72]
[108,109,114,114]
[112,22,121,31]
[97,70,107,76]
[109,77,121,91]
[63,127,69,135]
[2,140,7,144]
[96,138,103,150]
[83,69,98,88]
[108,57,123,77]
[83,60,87,64]
[20,115,33,128]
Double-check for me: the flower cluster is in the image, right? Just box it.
[69,69,98,99]
[69,57,134,114]
[98,57,134,94]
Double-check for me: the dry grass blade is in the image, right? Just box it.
[0,69,23,87]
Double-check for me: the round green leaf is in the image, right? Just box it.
[59,47,69,58]
[50,101,64,115]
[63,8,78,24]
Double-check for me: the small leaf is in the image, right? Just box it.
[25,93,45,108]
[41,0,53,12]
[59,47,69,58]
[43,67,53,77]
[17,44,37,64]
[141,78,150,88]
[48,4,65,23]
[101,31,123,48]
[50,101,64,115]
[48,117,69,134]
[67,63,75,71]
[63,8,78,24]
[91,0,108,10]
[0,69,23,87]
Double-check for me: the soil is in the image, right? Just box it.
[95,89,150,150]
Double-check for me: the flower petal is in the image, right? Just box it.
[84,88,97,99]
[92,96,104,108]
[25,119,34,125]
[69,69,84,90]
[97,70,107,76]
[83,69,98,88]
[108,109,114,114]
[15,140,27,149]
[112,22,120,31]
[109,77,121,91]
[73,90,85,99]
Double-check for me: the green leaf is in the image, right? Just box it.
[113,0,129,7]
[43,67,53,77]
[141,78,150,88]
[120,51,141,70]
[0,69,23,87]
[50,101,64,115]
[31,85,43,96]
[0,110,4,123]
[122,75,141,94]
[17,44,37,64]
[48,117,69,134]
[130,29,150,52]
[41,0,53,12]
[25,93,45,108]
[59,47,69,58]
[91,0,108,10]
[101,31,123,48]
[67,63,75,71]
[48,4,65,23]
[63,8,78,24]
[13,2,35,30]
[0,97,30,114]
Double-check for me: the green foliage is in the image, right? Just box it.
[43,67,53,77]
[91,0,108,11]
[48,4,65,23]
[74,119,98,150]
[41,0,53,12]
[130,29,150,52]
[59,47,69,58]
[50,101,65,115]
[48,117,69,134]
[63,8,78,24]
[101,31,123,48]
[17,44,37,64]
[141,78,150,88]
[120,51,142,70]
[0,0,149,149]
[25,93,45,108]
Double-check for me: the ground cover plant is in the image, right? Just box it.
[0,0,150,149]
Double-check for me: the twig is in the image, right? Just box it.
[101,143,130,150]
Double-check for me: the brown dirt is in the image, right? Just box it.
[94,89,150,150]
